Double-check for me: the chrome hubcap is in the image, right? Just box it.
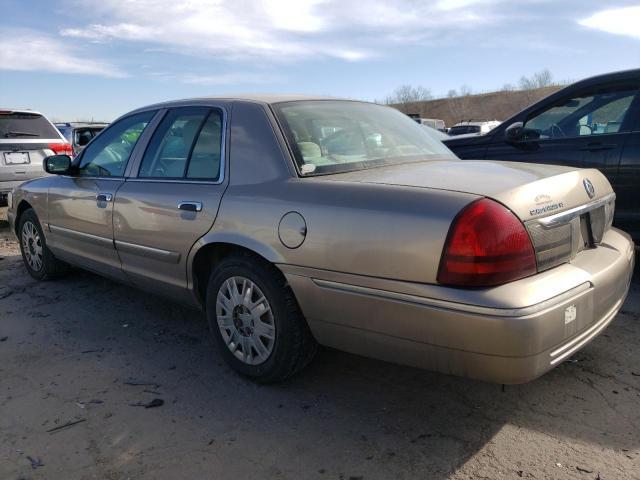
[216,276,275,365]
[21,221,43,272]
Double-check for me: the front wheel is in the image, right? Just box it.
[18,208,69,280]
[206,253,317,383]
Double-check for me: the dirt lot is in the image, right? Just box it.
[1,206,639,480]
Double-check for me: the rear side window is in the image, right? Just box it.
[138,107,223,180]
[0,112,60,139]
[56,126,73,142]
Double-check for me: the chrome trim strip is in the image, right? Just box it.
[312,278,591,318]
[48,224,114,248]
[125,178,221,185]
[115,239,180,263]
[535,193,616,228]
[549,297,622,365]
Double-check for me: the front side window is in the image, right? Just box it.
[78,111,155,177]
[273,101,455,176]
[525,88,638,139]
[138,107,223,180]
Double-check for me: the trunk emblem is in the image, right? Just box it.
[583,179,595,199]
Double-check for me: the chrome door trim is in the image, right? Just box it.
[96,192,113,202]
[178,201,203,212]
[125,178,223,185]
[115,239,181,263]
[49,224,114,248]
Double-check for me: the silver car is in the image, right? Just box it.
[7,96,635,384]
[1,109,72,206]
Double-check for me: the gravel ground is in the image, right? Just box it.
[1,207,639,480]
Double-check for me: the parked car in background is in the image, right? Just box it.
[55,122,108,156]
[422,124,450,141]
[444,69,640,240]
[0,109,72,206]
[7,96,633,385]
[448,121,501,136]
[417,118,447,132]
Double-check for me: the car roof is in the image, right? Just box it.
[55,122,109,128]
[130,94,362,113]
[452,121,498,127]
[0,108,44,116]
[568,68,640,88]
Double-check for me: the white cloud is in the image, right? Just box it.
[579,6,640,40]
[179,72,282,86]
[0,29,126,77]
[59,0,509,63]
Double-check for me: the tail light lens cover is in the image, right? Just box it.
[438,198,537,287]
[48,142,74,157]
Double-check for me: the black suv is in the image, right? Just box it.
[55,122,108,156]
[445,69,640,240]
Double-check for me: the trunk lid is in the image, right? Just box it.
[322,159,616,272]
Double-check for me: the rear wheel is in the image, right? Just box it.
[18,209,69,280]
[206,252,317,383]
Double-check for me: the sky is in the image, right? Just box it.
[1,0,639,121]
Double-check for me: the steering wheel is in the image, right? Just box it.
[549,123,566,138]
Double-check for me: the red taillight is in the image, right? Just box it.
[48,142,73,157]
[437,198,536,287]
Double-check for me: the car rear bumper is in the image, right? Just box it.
[282,228,634,384]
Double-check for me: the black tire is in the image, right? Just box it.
[18,208,69,280]
[205,252,317,383]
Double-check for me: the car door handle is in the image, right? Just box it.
[96,192,113,202]
[580,143,617,152]
[178,201,202,212]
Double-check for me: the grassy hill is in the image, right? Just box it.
[392,86,563,127]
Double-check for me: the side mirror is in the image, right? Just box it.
[77,135,91,146]
[505,122,540,143]
[44,155,72,175]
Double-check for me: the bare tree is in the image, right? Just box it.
[385,85,432,112]
[519,69,554,102]
[447,85,473,124]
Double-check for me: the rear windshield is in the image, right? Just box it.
[1,112,60,139]
[273,101,456,176]
[56,126,73,142]
[448,125,481,136]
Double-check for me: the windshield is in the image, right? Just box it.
[273,101,456,176]
[0,112,61,139]
[448,125,481,136]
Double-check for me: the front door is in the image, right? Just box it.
[113,106,227,301]
[46,110,157,279]
[485,83,639,187]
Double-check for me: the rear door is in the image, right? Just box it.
[46,110,158,280]
[113,105,227,300]
[0,111,64,188]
